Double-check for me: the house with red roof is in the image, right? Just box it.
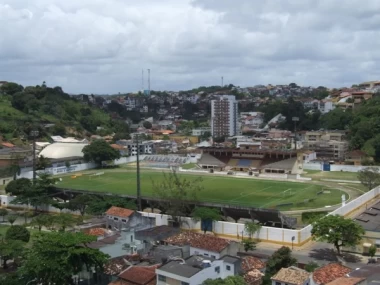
[311,263,352,285]
[109,265,159,285]
[106,206,136,231]
[164,232,239,259]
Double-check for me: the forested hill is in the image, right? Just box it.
[0,82,129,144]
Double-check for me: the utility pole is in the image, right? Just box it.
[135,134,142,211]
[292,117,299,151]
[30,130,39,185]
[221,76,224,87]
[147,68,151,96]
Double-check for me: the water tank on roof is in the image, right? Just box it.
[201,260,212,268]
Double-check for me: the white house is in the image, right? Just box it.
[156,255,241,285]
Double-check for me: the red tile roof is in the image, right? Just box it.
[106,206,134,218]
[326,277,366,285]
[242,256,266,272]
[110,144,125,150]
[1,142,15,148]
[313,263,352,284]
[164,232,231,253]
[86,228,107,237]
[118,265,158,285]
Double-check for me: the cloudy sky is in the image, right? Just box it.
[1,0,380,94]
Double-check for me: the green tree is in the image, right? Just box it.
[369,244,377,258]
[36,155,51,170]
[304,261,319,272]
[31,214,54,231]
[6,215,17,226]
[152,171,203,227]
[67,194,95,216]
[263,246,297,284]
[357,167,380,190]
[19,231,109,284]
[143,121,152,129]
[82,139,121,166]
[242,238,256,252]
[0,209,8,222]
[311,215,365,255]
[5,178,32,195]
[85,196,136,216]
[11,174,57,211]
[0,82,23,95]
[53,213,79,232]
[52,122,66,136]
[0,240,25,269]
[202,276,246,285]
[244,221,261,239]
[192,207,221,233]
[5,225,30,242]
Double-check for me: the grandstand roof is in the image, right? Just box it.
[39,143,88,159]
[260,157,296,170]
[198,153,226,167]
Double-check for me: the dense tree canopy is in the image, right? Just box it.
[152,171,203,226]
[5,178,31,196]
[357,167,380,190]
[5,225,31,243]
[20,232,109,285]
[311,215,364,255]
[263,246,297,284]
[82,139,121,165]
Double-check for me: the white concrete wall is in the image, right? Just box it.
[140,187,380,245]
[15,156,141,180]
[304,162,380,173]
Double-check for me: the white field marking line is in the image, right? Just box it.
[230,186,273,202]
[260,188,292,207]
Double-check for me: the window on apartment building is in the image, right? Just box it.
[181,282,189,285]
[113,217,119,221]
[121,219,127,223]
[158,275,166,282]
[211,255,216,259]
[204,253,209,257]
[275,282,281,285]
[215,266,220,273]
[226,265,231,271]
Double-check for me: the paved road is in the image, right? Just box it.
[252,241,369,269]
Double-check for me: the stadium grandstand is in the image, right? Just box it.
[140,155,188,169]
[197,146,303,175]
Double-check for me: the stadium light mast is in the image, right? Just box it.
[292,117,299,151]
[135,134,142,211]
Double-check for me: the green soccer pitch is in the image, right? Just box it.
[56,170,345,210]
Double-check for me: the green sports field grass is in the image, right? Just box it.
[57,170,345,210]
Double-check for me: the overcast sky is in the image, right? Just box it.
[1,0,380,94]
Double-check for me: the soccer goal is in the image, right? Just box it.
[282,188,293,197]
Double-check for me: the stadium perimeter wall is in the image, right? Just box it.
[14,156,144,180]
[304,162,380,172]
[141,186,380,246]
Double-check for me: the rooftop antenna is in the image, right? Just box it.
[221,76,224,87]
[148,69,151,95]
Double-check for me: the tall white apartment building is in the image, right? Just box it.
[211,95,238,138]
